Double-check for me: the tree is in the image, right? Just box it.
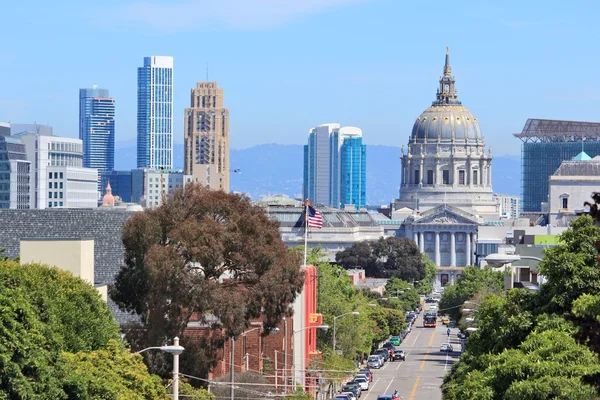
[416,255,438,295]
[110,185,305,378]
[385,277,420,313]
[438,266,503,322]
[0,260,167,399]
[336,237,425,281]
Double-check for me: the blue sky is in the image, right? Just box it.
[1,0,599,155]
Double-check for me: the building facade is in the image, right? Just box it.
[137,56,174,170]
[395,47,495,215]
[131,168,192,208]
[515,119,600,212]
[79,86,115,173]
[0,135,31,209]
[303,124,366,209]
[548,152,600,226]
[496,194,521,219]
[100,170,133,203]
[15,130,97,208]
[184,82,230,192]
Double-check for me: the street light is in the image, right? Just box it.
[463,301,481,306]
[466,327,478,333]
[462,308,477,313]
[484,253,542,267]
[137,337,184,400]
[465,317,475,323]
[333,312,360,351]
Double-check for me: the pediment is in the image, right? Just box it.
[413,206,478,225]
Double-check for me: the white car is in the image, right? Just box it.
[341,392,357,400]
[353,376,369,391]
[355,373,369,382]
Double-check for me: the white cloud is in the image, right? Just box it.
[113,0,369,31]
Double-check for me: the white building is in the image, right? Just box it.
[495,194,521,219]
[0,132,31,209]
[548,151,600,226]
[138,169,192,208]
[14,129,98,209]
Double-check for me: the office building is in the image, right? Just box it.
[100,170,133,203]
[14,129,97,209]
[184,82,230,192]
[79,86,115,173]
[131,168,192,208]
[303,124,367,209]
[137,56,174,170]
[0,132,31,209]
[495,194,521,219]
[515,119,600,212]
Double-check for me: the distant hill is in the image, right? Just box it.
[114,142,521,205]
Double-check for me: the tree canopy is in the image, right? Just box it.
[335,237,425,281]
[442,216,600,398]
[0,260,171,399]
[110,184,305,379]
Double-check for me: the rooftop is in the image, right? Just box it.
[514,119,600,143]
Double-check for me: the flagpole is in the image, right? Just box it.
[303,201,308,266]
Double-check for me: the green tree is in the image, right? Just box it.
[438,266,503,322]
[0,260,166,399]
[385,277,420,313]
[336,237,425,281]
[111,185,305,379]
[416,254,437,295]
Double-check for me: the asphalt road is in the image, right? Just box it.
[360,313,462,400]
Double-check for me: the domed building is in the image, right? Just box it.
[394,47,496,215]
[392,48,499,283]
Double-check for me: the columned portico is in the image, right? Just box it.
[450,231,456,267]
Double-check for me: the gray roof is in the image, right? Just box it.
[514,119,600,143]
[411,104,483,141]
[265,205,379,228]
[0,209,136,323]
[553,160,600,176]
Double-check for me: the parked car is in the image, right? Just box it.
[393,349,406,361]
[376,396,394,400]
[355,373,369,383]
[352,376,369,391]
[440,343,454,352]
[358,368,373,382]
[367,355,382,369]
[390,336,401,346]
[382,342,395,350]
[375,348,390,361]
[341,392,357,400]
[334,395,351,400]
[457,332,466,340]
[342,383,361,399]
[425,297,436,303]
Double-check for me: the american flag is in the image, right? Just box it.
[306,205,323,229]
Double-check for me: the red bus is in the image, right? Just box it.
[423,315,437,328]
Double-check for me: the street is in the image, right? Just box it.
[360,313,462,400]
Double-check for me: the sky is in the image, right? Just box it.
[1,0,599,156]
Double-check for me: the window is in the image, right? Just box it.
[442,170,449,184]
[48,182,52,189]
[562,197,568,209]
[458,170,465,185]
[54,172,58,179]
[427,170,434,185]
[414,169,419,184]
[473,170,478,185]
[48,172,52,179]
[59,182,63,189]
[59,202,63,207]
[48,192,52,198]
[59,192,63,199]
[59,172,63,179]
[54,182,58,189]
[54,202,57,207]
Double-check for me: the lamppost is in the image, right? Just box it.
[332,312,360,351]
[230,326,279,400]
[292,325,329,390]
[484,253,542,267]
[137,337,185,400]
[463,301,481,306]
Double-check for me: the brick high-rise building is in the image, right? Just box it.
[184,82,230,192]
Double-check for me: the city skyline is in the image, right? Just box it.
[79,87,115,172]
[2,1,600,156]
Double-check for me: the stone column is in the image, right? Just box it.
[419,159,424,185]
[413,231,418,245]
[471,232,477,266]
[419,232,425,253]
[466,232,471,266]
[434,231,440,266]
[487,161,492,187]
[450,231,456,267]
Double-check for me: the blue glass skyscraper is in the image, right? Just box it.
[340,135,366,209]
[137,56,174,169]
[79,87,115,171]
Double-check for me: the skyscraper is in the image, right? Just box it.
[184,82,230,192]
[303,124,366,209]
[137,56,174,170]
[79,86,115,172]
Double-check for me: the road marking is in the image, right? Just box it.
[395,350,411,370]
[411,330,421,345]
[383,377,395,396]
[362,377,380,400]
[408,376,420,400]
[428,330,436,347]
